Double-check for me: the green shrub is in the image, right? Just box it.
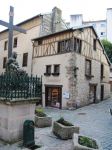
[57,117,73,126]
[35,108,46,117]
[78,136,98,149]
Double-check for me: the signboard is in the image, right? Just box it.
[63,92,70,99]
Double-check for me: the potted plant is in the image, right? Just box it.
[52,117,79,140]
[35,108,52,128]
[73,134,102,150]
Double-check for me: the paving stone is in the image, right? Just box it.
[0,98,112,149]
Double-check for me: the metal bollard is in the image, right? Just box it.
[23,120,35,148]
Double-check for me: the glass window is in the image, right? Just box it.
[74,38,82,53]
[46,65,51,74]
[85,59,91,76]
[101,24,105,27]
[93,39,96,50]
[13,37,17,48]
[54,65,60,74]
[101,32,105,36]
[58,38,73,53]
[3,57,7,68]
[101,64,104,79]
[22,53,28,67]
[4,41,8,50]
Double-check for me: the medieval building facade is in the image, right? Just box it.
[32,26,110,109]
[0,7,110,109]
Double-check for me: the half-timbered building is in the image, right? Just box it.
[32,25,110,109]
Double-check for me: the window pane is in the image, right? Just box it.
[3,57,7,68]
[58,38,73,53]
[13,38,17,48]
[74,38,82,53]
[22,53,28,67]
[4,41,8,50]
[93,39,96,50]
[54,65,60,73]
[85,59,91,75]
[46,65,51,74]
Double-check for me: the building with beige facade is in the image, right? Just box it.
[32,26,110,109]
[0,7,66,75]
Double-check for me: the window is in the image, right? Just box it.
[44,65,51,76]
[74,38,82,53]
[58,39,73,53]
[38,40,42,45]
[101,64,104,79]
[13,37,17,48]
[58,41,64,53]
[93,39,96,50]
[4,41,8,50]
[92,23,96,28]
[3,57,7,68]
[101,23,105,27]
[52,65,60,76]
[22,53,28,67]
[101,32,105,36]
[85,59,91,77]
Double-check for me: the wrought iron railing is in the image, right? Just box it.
[0,73,42,100]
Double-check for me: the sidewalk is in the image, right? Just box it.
[0,98,112,150]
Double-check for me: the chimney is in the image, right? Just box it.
[51,7,62,33]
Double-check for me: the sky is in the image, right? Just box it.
[0,0,112,31]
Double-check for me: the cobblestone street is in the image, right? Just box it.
[0,98,112,150]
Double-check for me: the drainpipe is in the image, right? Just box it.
[31,41,34,75]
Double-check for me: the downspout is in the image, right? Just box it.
[31,41,34,75]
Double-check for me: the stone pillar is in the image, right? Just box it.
[0,99,37,143]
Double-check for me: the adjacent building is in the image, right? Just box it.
[68,8,112,43]
[32,26,110,109]
[0,7,66,75]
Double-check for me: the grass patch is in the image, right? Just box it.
[56,117,73,126]
[35,108,46,117]
[78,136,98,149]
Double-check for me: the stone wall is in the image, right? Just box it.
[68,53,110,108]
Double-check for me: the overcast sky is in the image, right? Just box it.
[0,0,112,31]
